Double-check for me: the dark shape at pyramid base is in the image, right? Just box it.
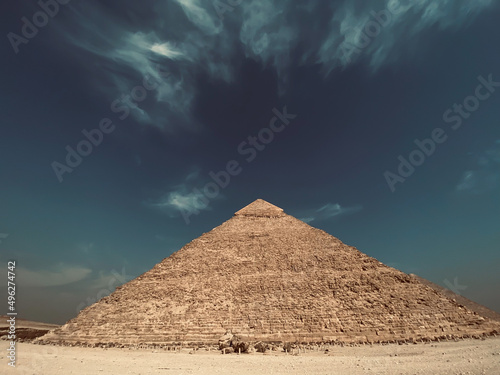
[38,200,500,346]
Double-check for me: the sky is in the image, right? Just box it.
[1,0,499,324]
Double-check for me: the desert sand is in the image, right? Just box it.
[2,338,500,375]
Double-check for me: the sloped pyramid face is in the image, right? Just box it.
[40,199,500,345]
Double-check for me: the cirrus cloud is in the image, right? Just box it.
[52,0,494,131]
[2,264,92,287]
[299,202,363,223]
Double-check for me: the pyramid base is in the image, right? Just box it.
[37,327,499,348]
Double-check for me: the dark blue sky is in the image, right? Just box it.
[1,0,499,324]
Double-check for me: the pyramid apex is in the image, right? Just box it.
[234,199,285,217]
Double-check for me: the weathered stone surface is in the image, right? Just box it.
[231,337,250,353]
[410,274,500,323]
[283,342,293,353]
[254,341,269,353]
[38,199,500,346]
[218,331,233,350]
[222,347,234,354]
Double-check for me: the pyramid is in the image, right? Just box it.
[40,199,500,346]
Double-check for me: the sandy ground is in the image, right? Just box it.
[1,338,500,375]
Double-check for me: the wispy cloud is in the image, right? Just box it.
[150,42,185,59]
[54,0,493,130]
[55,6,200,131]
[299,202,363,223]
[144,168,220,217]
[456,140,500,194]
[153,190,208,214]
[85,267,134,291]
[77,242,94,254]
[1,264,92,287]
[315,0,493,71]
[175,0,223,35]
